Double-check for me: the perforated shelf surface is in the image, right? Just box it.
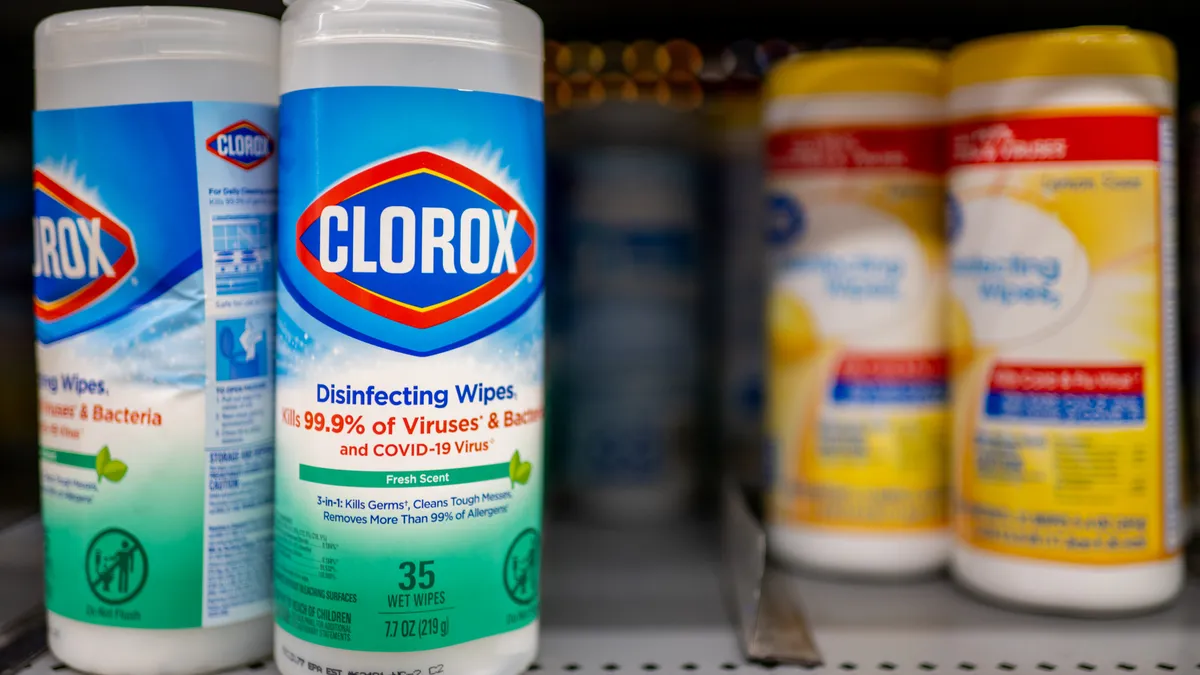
[5,518,1200,675]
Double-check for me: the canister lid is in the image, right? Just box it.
[36,6,279,70]
[765,48,945,100]
[949,26,1176,90]
[281,0,542,60]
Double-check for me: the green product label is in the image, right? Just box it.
[274,446,544,652]
[43,443,204,627]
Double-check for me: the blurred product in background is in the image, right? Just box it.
[764,49,950,578]
[559,100,704,523]
[545,39,720,523]
[947,27,1183,614]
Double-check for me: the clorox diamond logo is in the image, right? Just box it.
[295,151,537,331]
[207,120,275,170]
[33,169,138,322]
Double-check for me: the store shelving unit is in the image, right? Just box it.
[4,515,1200,675]
[4,2,1200,675]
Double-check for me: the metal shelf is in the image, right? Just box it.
[5,517,1200,675]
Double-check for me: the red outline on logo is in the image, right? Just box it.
[206,121,275,170]
[296,151,537,329]
[33,169,138,322]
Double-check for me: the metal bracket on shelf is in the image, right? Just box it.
[0,609,46,675]
[0,517,48,675]
[720,480,821,667]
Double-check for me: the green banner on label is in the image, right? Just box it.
[40,447,96,470]
[299,462,510,488]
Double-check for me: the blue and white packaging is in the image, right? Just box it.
[35,100,278,629]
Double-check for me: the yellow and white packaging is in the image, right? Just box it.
[764,49,950,578]
[947,27,1184,613]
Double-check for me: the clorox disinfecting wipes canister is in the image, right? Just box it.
[273,2,545,675]
[34,7,279,675]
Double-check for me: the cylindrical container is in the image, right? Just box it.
[274,2,544,675]
[34,8,279,675]
[763,49,950,578]
[947,27,1183,614]
[561,101,703,523]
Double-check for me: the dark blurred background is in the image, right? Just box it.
[3,0,1198,525]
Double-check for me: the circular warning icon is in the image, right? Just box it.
[85,528,148,605]
[503,528,540,606]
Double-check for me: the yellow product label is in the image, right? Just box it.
[949,111,1181,564]
[765,123,949,532]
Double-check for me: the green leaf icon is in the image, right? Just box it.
[509,450,532,486]
[94,446,129,484]
[102,460,128,483]
[509,450,521,482]
[514,461,532,486]
[95,446,111,482]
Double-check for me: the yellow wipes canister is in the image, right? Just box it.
[947,27,1184,613]
[764,49,950,578]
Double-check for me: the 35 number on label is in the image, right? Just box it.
[398,560,435,590]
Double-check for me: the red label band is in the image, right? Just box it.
[768,126,944,174]
[950,115,1160,166]
[987,363,1145,395]
[836,353,948,382]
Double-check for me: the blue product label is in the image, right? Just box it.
[35,101,277,629]
[275,86,545,654]
[278,87,544,356]
[34,104,201,343]
[983,391,1147,423]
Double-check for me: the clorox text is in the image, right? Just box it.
[33,216,116,280]
[316,205,520,276]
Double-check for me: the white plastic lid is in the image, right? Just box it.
[281,0,542,60]
[36,7,280,70]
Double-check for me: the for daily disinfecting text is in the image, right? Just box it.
[316,382,517,409]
